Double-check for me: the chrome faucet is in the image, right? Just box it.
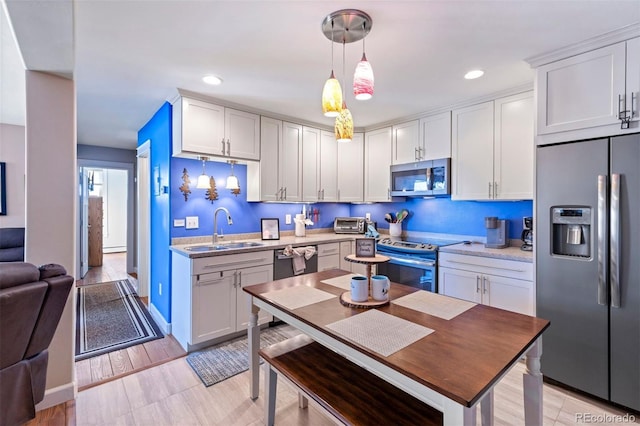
[213,207,233,244]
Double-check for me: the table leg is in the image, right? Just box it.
[264,363,277,426]
[480,389,494,426]
[523,337,543,426]
[249,301,260,400]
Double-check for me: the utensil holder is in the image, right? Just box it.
[389,222,402,237]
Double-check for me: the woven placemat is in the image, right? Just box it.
[320,273,360,290]
[262,285,336,310]
[392,290,476,320]
[326,309,434,357]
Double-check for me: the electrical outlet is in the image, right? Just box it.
[185,216,199,229]
[365,212,371,220]
[158,282,162,296]
[285,214,292,224]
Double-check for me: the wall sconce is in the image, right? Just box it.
[196,156,210,189]
[226,160,240,191]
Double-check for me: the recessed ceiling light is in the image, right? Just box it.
[464,70,484,80]
[203,75,223,85]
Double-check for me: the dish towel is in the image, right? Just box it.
[283,245,317,275]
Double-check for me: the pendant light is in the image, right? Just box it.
[321,20,342,117]
[353,22,374,100]
[225,160,240,190]
[196,156,210,189]
[335,40,353,143]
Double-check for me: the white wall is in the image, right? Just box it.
[103,168,128,252]
[25,71,76,408]
[0,123,26,227]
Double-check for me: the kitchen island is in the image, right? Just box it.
[244,269,549,425]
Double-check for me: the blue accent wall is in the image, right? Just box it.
[138,102,172,323]
[350,198,532,240]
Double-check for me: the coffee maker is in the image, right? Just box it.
[485,217,509,248]
[521,216,533,251]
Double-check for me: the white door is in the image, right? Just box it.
[259,117,282,201]
[79,167,89,278]
[364,127,393,202]
[438,267,482,303]
[302,126,320,202]
[392,120,420,164]
[319,130,338,201]
[280,122,303,201]
[337,133,364,202]
[236,264,274,330]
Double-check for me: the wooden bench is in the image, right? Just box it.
[259,334,443,426]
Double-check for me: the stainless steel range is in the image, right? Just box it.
[376,237,461,292]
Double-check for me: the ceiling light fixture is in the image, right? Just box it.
[225,160,240,190]
[322,9,372,141]
[464,69,484,80]
[335,40,353,143]
[203,75,223,85]
[196,156,210,189]
[353,22,374,100]
[321,20,342,117]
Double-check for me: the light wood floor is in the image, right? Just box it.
[28,255,639,425]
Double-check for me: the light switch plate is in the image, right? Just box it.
[185,216,199,229]
[174,219,185,227]
[285,214,292,225]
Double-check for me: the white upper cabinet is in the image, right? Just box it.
[536,37,639,142]
[260,117,302,201]
[364,127,393,202]
[172,96,260,160]
[302,126,321,202]
[494,92,534,200]
[452,101,495,200]
[419,111,452,160]
[319,130,338,201]
[337,133,364,202]
[452,91,533,201]
[392,120,420,164]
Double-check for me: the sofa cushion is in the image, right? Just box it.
[0,262,40,290]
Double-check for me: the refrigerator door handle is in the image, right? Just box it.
[597,175,608,306]
[610,173,621,308]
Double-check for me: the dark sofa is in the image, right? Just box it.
[0,227,25,262]
[0,262,73,425]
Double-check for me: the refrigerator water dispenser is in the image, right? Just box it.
[551,207,591,258]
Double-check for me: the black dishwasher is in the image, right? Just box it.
[273,246,318,279]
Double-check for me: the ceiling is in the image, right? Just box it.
[2,1,640,150]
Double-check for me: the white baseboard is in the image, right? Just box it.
[149,302,171,335]
[35,381,75,411]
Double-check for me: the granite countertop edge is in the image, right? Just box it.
[439,243,533,263]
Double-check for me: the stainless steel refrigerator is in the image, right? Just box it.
[536,134,639,411]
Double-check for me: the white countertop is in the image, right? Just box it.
[439,242,533,263]
[170,232,363,258]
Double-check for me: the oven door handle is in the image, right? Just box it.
[385,255,435,269]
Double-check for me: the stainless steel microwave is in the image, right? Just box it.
[390,158,451,197]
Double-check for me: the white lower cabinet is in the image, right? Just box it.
[338,240,369,275]
[317,243,340,271]
[171,250,274,351]
[438,252,533,315]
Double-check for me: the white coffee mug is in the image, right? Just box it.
[350,276,369,302]
[371,275,390,301]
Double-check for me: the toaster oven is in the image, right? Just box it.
[334,217,366,234]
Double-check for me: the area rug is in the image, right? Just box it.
[186,325,299,387]
[75,279,163,361]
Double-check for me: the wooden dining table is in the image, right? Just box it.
[244,269,550,425]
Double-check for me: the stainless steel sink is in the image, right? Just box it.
[184,241,264,252]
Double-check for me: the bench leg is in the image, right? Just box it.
[298,392,308,409]
[264,363,278,426]
[480,389,494,426]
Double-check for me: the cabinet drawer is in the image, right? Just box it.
[438,252,532,281]
[317,243,340,257]
[192,250,274,275]
[318,254,340,272]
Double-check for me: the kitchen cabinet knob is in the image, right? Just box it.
[476,276,481,293]
[226,139,231,156]
[284,187,287,199]
[482,276,488,294]
[493,182,498,198]
[488,182,492,198]
[322,189,325,200]
[221,138,226,156]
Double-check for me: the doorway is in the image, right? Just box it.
[78,160,134,281]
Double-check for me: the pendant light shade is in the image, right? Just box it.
[225,160,240,190]
[335,101,353,143]
[196,156,209,189]
[322,70,343,117]
[353,52,374,100]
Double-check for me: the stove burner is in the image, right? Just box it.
[377,237,462,254]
